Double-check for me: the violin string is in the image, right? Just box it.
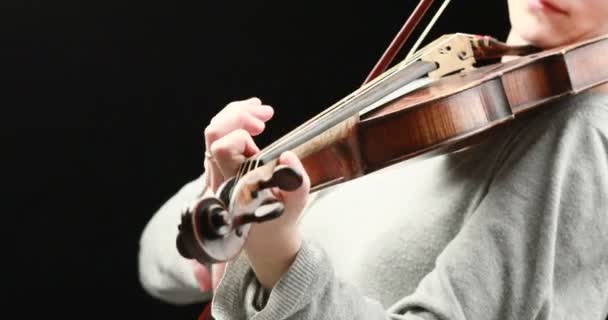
[254,35,451,166]
[234,1,442,202]
[405,0,451,62]
[252,25,462,166]
[254,43,437,164]
[252,77,395,162]
[253,44,432,163]
[232,35,441,189]
[234,37,446,188]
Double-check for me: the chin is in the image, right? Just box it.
[518,29,562,49]
[512,20,575,49]
[509,7,579,49]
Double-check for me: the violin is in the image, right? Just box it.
[175,0,608,265]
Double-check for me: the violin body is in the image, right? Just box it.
[303,34,608,192]
[176,33,608,265]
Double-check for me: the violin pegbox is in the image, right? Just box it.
[229,163,303,233]
[414,33,540,79]
[175,162,303,264]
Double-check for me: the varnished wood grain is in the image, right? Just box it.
[290,35,608,192]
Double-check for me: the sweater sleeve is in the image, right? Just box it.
[137,173,212,305]
[211,93,608,320]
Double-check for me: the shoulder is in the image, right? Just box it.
[469,91,608,209]
[497,92,608,164]
[523,92,608,138]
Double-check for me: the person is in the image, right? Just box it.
[137,0,608,319]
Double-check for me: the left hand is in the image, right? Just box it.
[244,151,311,289]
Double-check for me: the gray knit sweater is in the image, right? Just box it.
[138,92,608,319]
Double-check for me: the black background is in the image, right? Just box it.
[4,1,510,318]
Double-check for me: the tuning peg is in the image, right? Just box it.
[176,208,195,259]
[176,231,193,259]
[258,165,303,192]
[232,200,285,230]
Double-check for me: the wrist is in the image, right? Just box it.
[245,225,302,288]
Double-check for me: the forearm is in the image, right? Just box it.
[212,240,391,320]
[138,173,211,305]
[245,221,302,289]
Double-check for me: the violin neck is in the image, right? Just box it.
[256,60,436,163]
[296,116,364,193]
[250,61,436,192]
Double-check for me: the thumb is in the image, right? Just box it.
[275,151,310,215]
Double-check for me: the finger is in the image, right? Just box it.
[205,108,270,147]
[226,97,274,122]
[278,151,309,188]
[241,97,262,105]
[191,260,212,292]
[275,151,310,215]
[218,98,273,123]
[228,96,262,108]
[204,156,225,192]
[247,104,274,122]
[210,129,260,177]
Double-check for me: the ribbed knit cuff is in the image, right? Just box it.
[211,240,327,320]
[211,252,251,319]
[256,241,321,318]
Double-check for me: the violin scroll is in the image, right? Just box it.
[176,163,303,264]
